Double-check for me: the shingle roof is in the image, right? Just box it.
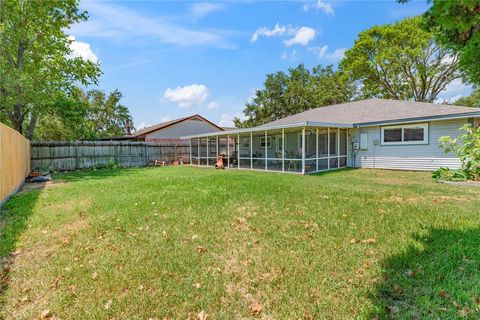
[129,114,223,138]
[262,98,480,127]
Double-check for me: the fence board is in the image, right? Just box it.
[31,141,190,171]
[0,123,31,204]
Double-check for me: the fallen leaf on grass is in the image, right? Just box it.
[377,208,386,214]
[197,310,207,320]
[40,310,51,319]
[249,303,263,316]
[438,290,448,298]
[92,271,98,280]
[350,238,359,244]
[193,282,201,289]
[196,246,207,253]
[361,238,376,244]
[104,299,113,310]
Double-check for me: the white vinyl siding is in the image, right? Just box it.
[145,119,221,140]
[348,119,467,171]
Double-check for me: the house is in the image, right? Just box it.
[183,99,480,174]
[107,114,224,142]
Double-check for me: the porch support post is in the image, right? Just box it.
[250,131,253,170]
[316,128,319,171]
[346,129,349,167]
[327,127,330,170]
[227,134,230,168]
[301,127,306,174]
[207,138,209,166]
[337,128,340,168]
[237,134,240,169]
[282,128,285,172]
[189,139,192,165]
[264,130,268,170]
[197,138,200,166]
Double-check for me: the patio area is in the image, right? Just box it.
[187,125,349,174]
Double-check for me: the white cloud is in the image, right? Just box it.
[251,23,287,43]
[190,3,224,18]
[164,84,209,108]
[303,0,334,15]
[283,27,316,46]
[207,102,220,109]
[435,78,472,103]
[160,116,173,122]
[219,112,245,127]
[69,2,233,48]
[308,45,346,61]
[68,36,98,63]
[281,49,297,61]
[251,24,316,47]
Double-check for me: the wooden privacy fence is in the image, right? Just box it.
[0,123,31,204]
[31,141,191,171]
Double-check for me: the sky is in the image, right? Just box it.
[68,0,472,130]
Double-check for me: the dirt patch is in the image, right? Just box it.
[19,180,66,194]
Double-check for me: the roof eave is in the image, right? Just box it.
[181,121,353,139]
[354,112,480,127]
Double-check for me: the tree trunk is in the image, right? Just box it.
[27,112,38,140]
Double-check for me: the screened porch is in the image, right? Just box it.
[187,125,349,174]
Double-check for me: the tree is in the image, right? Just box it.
[234,64,356,127]
[399,0,480,85]
[452,88,480,108]
[340,16,462,102]
[0,0,100,139]
[34,89,134,141]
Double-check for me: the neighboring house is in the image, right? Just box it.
[183,98,480,174]
[105,114,224,142]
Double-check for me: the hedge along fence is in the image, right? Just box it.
[0,123,31,204]
[31,141,191,171]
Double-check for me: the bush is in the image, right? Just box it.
[439,124,480,181]
[432,167,468,181]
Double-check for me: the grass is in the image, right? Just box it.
[1,166,480,319]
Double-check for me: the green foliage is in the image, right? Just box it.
[439,124,480,180]
[424,0,480,85]
[0,0,101,138]
[234,64,356,128]
[340,16,462,102]
[432,167,468,181]
[34,88,134,141]
[453,87,480,108]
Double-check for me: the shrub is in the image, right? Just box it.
[432,167,468,181]
[439,124,480,181]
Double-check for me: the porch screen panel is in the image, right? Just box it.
[284,130,302,173]
[339,130,347,168]
[238,134,251,169]
[199,138,208,166]
[191,139,199,165]
[251,133,265,170]
[208,138,217,166]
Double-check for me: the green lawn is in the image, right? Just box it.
[1,167,479,319]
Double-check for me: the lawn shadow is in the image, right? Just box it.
[369,228,480,319]
[0,185,43,309]
[308,167,357,176]
[55,167,149,183]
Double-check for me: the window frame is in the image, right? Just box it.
[275,135,285,152]
[241,137,250,149]
[260,136,272,149]
[380,123,429,146]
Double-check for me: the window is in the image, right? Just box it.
[381,123,428,145]
[241,137,250,149]
[260,136,272,149]
[275,135,286,152]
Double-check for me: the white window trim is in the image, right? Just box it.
[380,123,429,145]
[275,135,285,152]
[241,137,250,149]
[260,136,272,149]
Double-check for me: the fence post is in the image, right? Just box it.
[75,141,80,170]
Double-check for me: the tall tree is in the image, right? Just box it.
[452,88,480,108]
[340,16,462,102]
[0,0,100,138]
[234,64,356,127]
[34,89,134,141]
[399,0,480,85]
